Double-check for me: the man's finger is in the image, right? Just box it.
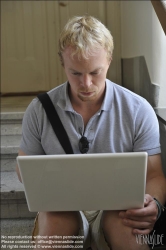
[122,218,154,229]
[125,204,157,217]
[123,215,157,223]
[133,228,153,235]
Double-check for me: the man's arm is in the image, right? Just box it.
[146,154,166,204]
[16,149,27,183]
[119,154,166,235]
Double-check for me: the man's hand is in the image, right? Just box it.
[119,194,158,235]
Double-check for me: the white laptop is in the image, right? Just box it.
[17,152,147,212]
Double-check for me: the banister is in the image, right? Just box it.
[151,0,166,35]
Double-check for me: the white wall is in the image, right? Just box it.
[121,1,166,107]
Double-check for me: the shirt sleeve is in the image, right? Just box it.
[20,99,46,155]
[133,99,161,155]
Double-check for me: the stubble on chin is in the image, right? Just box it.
[77,94,96,102]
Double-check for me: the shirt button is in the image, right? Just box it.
[79,127,83,133]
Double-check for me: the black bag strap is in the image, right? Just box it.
[37,93,74,154]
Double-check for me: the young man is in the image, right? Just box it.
[16,16,166,250]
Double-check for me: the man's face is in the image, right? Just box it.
[62,46,110,104]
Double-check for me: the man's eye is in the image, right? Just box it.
[91,72,98,75]
[72,72,81,75]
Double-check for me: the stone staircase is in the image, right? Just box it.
[1,112,36,249]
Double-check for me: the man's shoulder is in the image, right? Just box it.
[111,81,144,102]
[47,82,67,102]
[108,80,148,106]
[32,82,67,105]
[106,79,153,116]
[25,82,67,117]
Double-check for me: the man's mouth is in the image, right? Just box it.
[80,91,94,96]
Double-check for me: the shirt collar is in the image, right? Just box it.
[100,79,114,111]
[57,82,74,112]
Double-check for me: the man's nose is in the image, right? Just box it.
[80,74,92,88]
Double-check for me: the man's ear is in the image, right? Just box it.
[108,57,112,66]
[108,59,112,68]
[58,52,64,67]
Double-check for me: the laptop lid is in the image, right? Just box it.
[17,152,147,212]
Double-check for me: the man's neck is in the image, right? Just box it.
[71,91,104,112]
[70,90,105,127]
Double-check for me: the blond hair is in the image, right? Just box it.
[58,15,114,64]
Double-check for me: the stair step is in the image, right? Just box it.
[1,218,34,236]
[1,171,23,192]
[1,157,17,172]
[1,112,23,135]
[0,112,35,219]
[1,218,34,250]
[1,135,21,155]
[1,172,36,219]
[1,112,24,123]
[1,123,22,135]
